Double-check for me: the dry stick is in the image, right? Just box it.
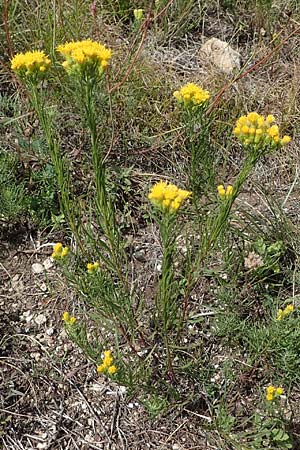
[155,0,177,20]
[3,0,13,58]
[208,24,300,114]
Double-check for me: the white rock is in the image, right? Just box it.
[34,314,47,325]
[30,352,41,361]
[37,443,47,449]
[46,327,54,336]
[40,282,48,292]
[43,257,54,270]
[200,37,240,74]
[32,263,45,274]
[156,263,162,273]
[11,274,24,293]
[118,385,127,395]
[21,310,34,323]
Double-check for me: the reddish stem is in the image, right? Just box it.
[4,0,14,58]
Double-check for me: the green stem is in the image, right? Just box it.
[180,151,260,328]
[29,82,84,252]
[82,78,122,271]
[157,212,178,378]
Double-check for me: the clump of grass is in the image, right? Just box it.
[0,151,25,221]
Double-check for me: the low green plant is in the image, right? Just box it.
[0,151,25,221]
[247,386,292,449]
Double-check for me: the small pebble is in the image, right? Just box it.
[32,263,45,274]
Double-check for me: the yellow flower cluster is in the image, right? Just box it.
[234,112,291,148]
[97,350,117,375]
[133,8,144,20]
[11,50,51,76]
[217,184,233,200]
[57,39,112,74]
[266,385,284,402]
[173,83,210,107]
[148,181,192,213]
[51,242,69,259]
[87,261,99,274]
[62,311,77,325]
[277,303,294,321]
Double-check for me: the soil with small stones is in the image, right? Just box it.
[0,225,211,450]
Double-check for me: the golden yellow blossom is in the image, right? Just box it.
[148,181,192,213]
[266,386,276,395]
[277,303,294,320]
[108,365,117,374]
[266,385,284,401]
[97,350,117,376]
[234,112,291,148]
[62,311,76,325]
[11,50,51,77]
[173,83,210,107]
[87,261,100,274]
[57,39,112,75]
[133,8,144,20]
[51,242,69,260]
[217,184,233,200]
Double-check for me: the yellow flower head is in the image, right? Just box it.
[57,39,112,76]
[61,247,69,257]
[62,311,76,325]
[276,387,284,395]
[285,304,294,314]
[266,385,284,401]
[97,350,117,376]
[133,8,144,20]
[217,184,233,200]
[87,261,100,274]
[266,385,276,395]
[51,243,69,260]
[234,112,291,149]
[97,364,105,373]
[11,50,51,78]
[108,365,117,374]
[281,135,291,145]
[53,242,63,253]
[148,181,192,213]
[173,83,210,107]
[277,303,294,320]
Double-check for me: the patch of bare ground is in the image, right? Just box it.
[0,228,212,450]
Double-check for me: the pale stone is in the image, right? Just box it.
[32,262,45,274]
[34,313,47,325]
[43,257,54,270]
[200,38,240,74]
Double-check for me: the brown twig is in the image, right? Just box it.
[3,0,14,58]
[155,0,176,20]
